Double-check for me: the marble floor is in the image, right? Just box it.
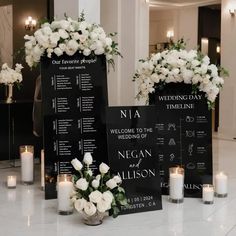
[1,138,236,236]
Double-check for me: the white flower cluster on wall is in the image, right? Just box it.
[24,17,120,68]
[133,47,225,108]
[0,63,23,85]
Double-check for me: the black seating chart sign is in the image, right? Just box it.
[41,53,108,199]
[149,83,212,197]
[107,106,162,214]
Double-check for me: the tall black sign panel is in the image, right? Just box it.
[149,83,212,197]
[41,53,108,199]
[107,106,162,214]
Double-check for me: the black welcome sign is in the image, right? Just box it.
[107,106,162,214]
[41,53,108,199]
[149,83,212,197]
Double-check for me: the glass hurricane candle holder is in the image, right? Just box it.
[20,145,34,185]
[169,167,184,203]
[215,172,228,198]
[58,174,73,215]
[202,184,214,204]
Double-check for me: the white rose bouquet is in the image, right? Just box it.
[133,39,228,109]
[71,152,127,220]
[24,13,121,69]
[0,63,23,85]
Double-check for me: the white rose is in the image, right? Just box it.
[89,190,103,203]
[90,32,98,40]
[102,191,113,204]
[15,64,23,72]
[113,175,122,184]
[42,26,52,35]
[59,20,70,30]
[97,199,111,213]
[59,43,66,51]
[65,40,79,56]
[47,48,53,58]
[78,34,87,43]
[191,59,200,68]
[58,29,69,39]
[84,202,96,216]
[25,41,33,50]
[83,48,91,56]
[83,152,93,165]
[74,198,86,212]
[94,47,105,55]
[106,54,112,61]
[91,179,100,189]
[54,47,63,57]
[71,158,83,171]
[106,179,117,189]
[96,175,101,181]
[202,56,210,65]
[105,37,112,46]
[50,20,61,30]
[76,178,88,191]
[71,32,80,40]
[99,163,110,174]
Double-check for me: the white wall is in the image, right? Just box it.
[100,0,120,106]
[0,5,13,67]
[79,0,100,24]
[54,0,100,22]
[150,7,198,50]
[178,7,198,50]
[101,0,149,106]
[219,0,236,138]
[54,0,79,19]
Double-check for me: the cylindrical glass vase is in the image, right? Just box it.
[5,84,14,104]
[20,145,34,185]
[58,174,73,215]
[215,172,228,198]
[169,167,184,203]
[7,175,17,189]
[202,184,214,204]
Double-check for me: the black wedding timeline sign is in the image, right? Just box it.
[41,53,108,199]
[149,83,212,198]
[107,106,162,214]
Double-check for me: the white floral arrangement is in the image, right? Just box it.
[133,41,227,108]
[0,63,23,85]
[71,153,127,218]
[24,14,121,68]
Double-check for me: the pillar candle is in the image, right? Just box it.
[7,175,16,188]
[202,184,214,203]
[20,146,34,184]
[58,175,73,214]
[169,171,184,200]
[215,172,228,196]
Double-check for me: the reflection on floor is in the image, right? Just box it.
[1,138,236,236]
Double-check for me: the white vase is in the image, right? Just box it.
[81,211,106,226]
[5,84,13,103]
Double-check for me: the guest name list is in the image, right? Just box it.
[41,53,108,199]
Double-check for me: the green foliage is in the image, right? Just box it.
[78,10,85,22]
[169,38,186,51]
